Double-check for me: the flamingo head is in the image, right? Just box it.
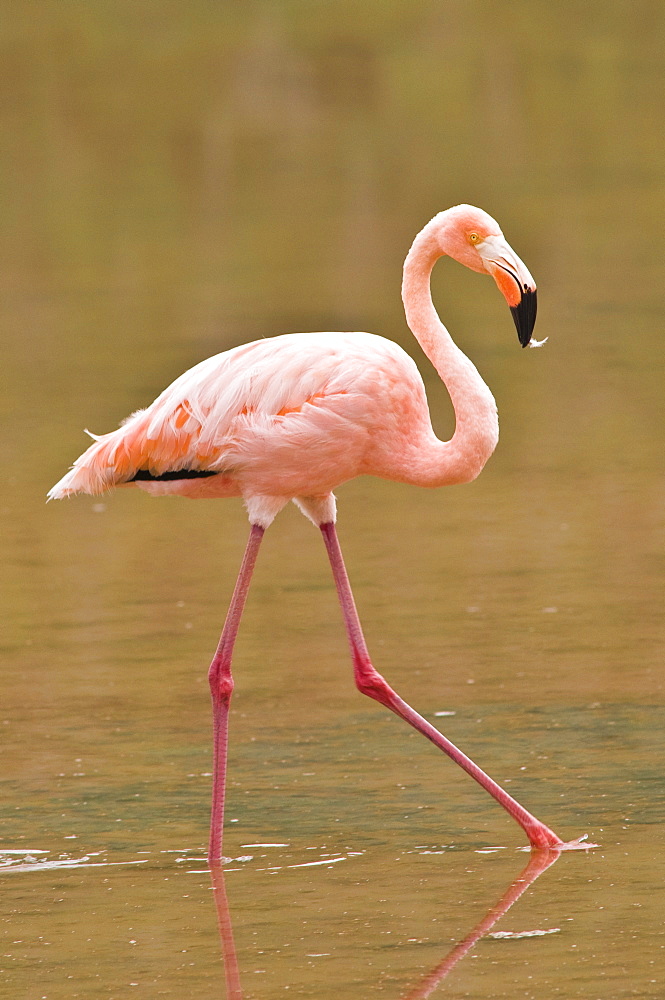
[435,205,541,348]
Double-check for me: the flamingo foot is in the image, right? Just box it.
[520,833,599,853]
[551,835,600,851]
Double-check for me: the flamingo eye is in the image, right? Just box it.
[468,232,480,244]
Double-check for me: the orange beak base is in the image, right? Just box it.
[477,235,538,347]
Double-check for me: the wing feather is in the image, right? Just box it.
[48,331,414,498]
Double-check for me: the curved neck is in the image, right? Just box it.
[400,225,499,486]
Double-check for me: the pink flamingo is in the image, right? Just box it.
[50,205,563,862]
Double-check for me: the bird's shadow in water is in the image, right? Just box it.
[208,847,563,999]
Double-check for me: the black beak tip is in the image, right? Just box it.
[510,287,538,348]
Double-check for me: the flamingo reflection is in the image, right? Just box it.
[210,864,243,1000]
[208,847,561,998]
[402,848,561,998]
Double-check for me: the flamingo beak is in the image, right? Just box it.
[477,236,538,347]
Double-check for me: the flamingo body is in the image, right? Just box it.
[49,328,496,522]
[51,333,422,497]
[50,205,569,859]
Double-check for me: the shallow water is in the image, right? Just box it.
[2,3,664,997]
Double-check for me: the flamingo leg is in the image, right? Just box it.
[319,521,563,849]
[208,523,265,863]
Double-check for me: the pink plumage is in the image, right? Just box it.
[49,324,490,520]
[51,206,582,862]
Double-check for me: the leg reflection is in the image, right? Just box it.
[210,863,243,999]
[207,848,561,999]
[403,848,561,999]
